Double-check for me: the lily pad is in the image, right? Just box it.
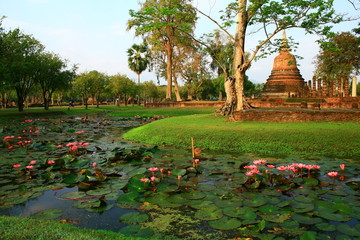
[195,206,223,220]
[316,223,337,231]
[262,213,291,223]
[181,191,206,200]
[61,191,86,199]
[86,189,112,196]
[292,214,322,225]
[223,206,256,219]
[244,196,267,207]
[119,211,149,224]
[117,192,142,208]
[208,216,242,230]
[337,224,360,236]
[317,211,352,222]
[31,209,63,220]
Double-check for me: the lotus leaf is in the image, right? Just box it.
[60,191,86,199]
[313,200,336,213]
[261,213,291,223]
[119,211,149,224]
[127,168,147,177]
[304,178,319,186]
[117,192,142,208]
[145,193,181,208]
[294,195,315,203]
[292,214,322,224]
[337,224,360,236]
[316,223,337,231]
[86,189,112,196]
[167,194,188,204]
[72,198,102,209]
[208,216,242,230]
[111,181,127,190]
[258,205,279,214]
[128,174,148,192]
[335,235,353,240]
[223,206,256,220]
[317,211,352,222]
[333,203,352,214]
[172,169,187,176]
[62,172,86,185]
[214,199,242,208]
[188,200,215,210]
[31,209,63,220]
[299,231,317,240]
[181,191,206,200]
[292,202,314,213]
[277,200,292,208]
[244,196,267,207]
[195,206,223,220]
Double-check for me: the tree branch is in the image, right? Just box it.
[194,7,235,42]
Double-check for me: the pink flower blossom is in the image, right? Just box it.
[312,165,320,169]
[92,162,97,167]
[245,171,254,176]
[30,161,37,165]
[167,171,172,176]
[26,165,34,169]
[328,171,338,177]
[177,175,182,180]
[244,165,258,170]
[150,176,157,182]
[340,164,345,170]
[71,146,78,151]
[57,145,63,148]
[76,131,84,134]
[140,178,149,182]
[277,166,287,171]
[148,167,159,172]
[267,164,275,168]
[47,160,55,165]
[13,164,21,168]
[80,142,89,146]
[253,159,267,165]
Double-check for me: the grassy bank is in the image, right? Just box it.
[123,114,360,158]
[0,216,147,240]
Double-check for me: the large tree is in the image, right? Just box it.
[36,52,76,110]
[1,28,44,111]
[315,32,360,79]
[198,0,345,115]
[128,0,197,100]
[127,41,149,84]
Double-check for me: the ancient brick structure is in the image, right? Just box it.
[262,31,308,98]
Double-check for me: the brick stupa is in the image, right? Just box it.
[262,31,307,98]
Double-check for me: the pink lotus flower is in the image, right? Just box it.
[148,167,158,172]
[246,171,254,176]
[81,142,89,146]
[57,145,63,148]
[328,171,338,177]
[8,146,13,149]
[340,164,345,170]
[26,165,34,169]
[150,176,157,182]
[244,165,258,170]
[70,145,78,151]
[47,160,55,165]
[30,161,37,165]
[92,162,97,167]
[13,164,21,168]
[267,165,275,168]
[277,166,287,171]
[76,131,84,134]
[167,171,172,176]
[140,178,149,182]
[253,159,267,165]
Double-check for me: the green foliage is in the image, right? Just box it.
[127,41,150,84]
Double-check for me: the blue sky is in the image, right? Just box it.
[0,0,359,84]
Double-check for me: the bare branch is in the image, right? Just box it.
[194,7,235,41]
[347,0,360,10]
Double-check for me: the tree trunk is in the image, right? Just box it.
[218,91,223,101]
[137,73,141,85]
[173,76,182,102]
[165,42,173,100]
[217,76,237,116]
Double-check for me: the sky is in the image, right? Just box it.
[0,0,359,85]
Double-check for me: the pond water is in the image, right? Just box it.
[0,115,359,239]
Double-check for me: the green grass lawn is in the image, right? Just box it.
[123,113,360,158]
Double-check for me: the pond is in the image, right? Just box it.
[0,114,359,240]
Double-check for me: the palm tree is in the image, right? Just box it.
[127,42,149,84]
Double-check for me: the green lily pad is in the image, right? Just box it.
[31,209,63,220]
[316,223,337,231]
[195,206,223,220]
[208,216,242,230]
[61,191,86,199]
[127,174,148,192]
[337,224,360,236]
[262,213,291,223]
[188,200,215,209]
[299,231,317,240]
[172,169,186,176]
[86,189,112,196]
[214,199,242,208]
[314,200,336,213]
[258,205,279,214]
[62,172,86,185]
[72,198,102,209]
[244,196,267,207]
[145,193,181,208]
[111,181,128,190]
[117,192,142,208]
[292,202,314,213]
[317,211,352,222]
[333,203,352,214]
[304,178,319,186]
[181,191,206,200]
[119,211,149,224]
[223,206,256,219]
[294,195,315,203]
[292,214,322,224]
